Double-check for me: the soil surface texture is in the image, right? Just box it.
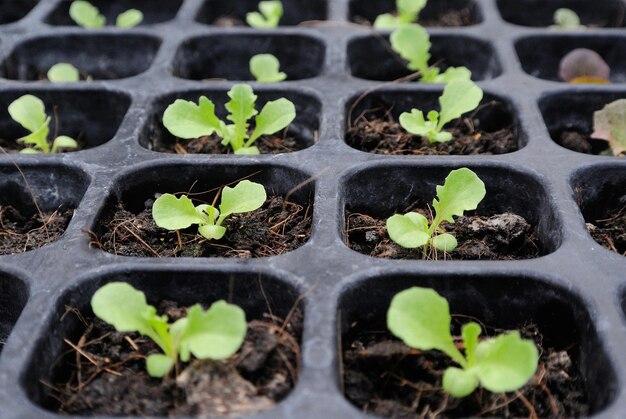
[352,7,476,27]
[0,205,73,255]
[587,205,626,256]
[342,324,589,418]
[96,195,312,258]
[557,130,612,155]
[346,209,541,260]
[48,302,303,416]
[153,133,303,155]
[346,112,516,156]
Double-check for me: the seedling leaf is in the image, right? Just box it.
[475,332,538,393]
[592,99,626,156]
[163,96,222,139]
[47,63,80,83]
[437,79,483,129]
[146,354,175,378]
[390,24,431,72]
[226,85,258,150]
[552,8,583,30]
[219,180,267,217]
[70,1,106,28]
[443,367,479,398]
[387,213,429,248]
[559,48,610,84]
[250,54,287,83]
[181,302,247,360]
[152,194,210,230]
[51,135,78,153]
[249,98,295,143]
[116,9,143,28]
[374,0,426,28]
[430,233,457,252]
[246,1,283,28]
[8,95,48,133]
[433,168,486,223]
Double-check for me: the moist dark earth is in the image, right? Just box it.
[346,113,517,156]
[48,302,303,416]
[558,130,613,155]
[587,205,626,256]
[152,133,304,155]
[346,208,541,260]
[0,205,73,254]
[96,195,312,258]
[342,324,588,418]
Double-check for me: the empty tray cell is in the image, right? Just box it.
[0,274,28,355]
[539,90,626,155]
[0,89,131,152]
[1,34,161,81]
[342,165,560,260]
[0,164,90,254]
[173,34,325,82]
[197,0,327,26]
[571,165,626,256]
[0,0,37,25]
[94,162,314,258]
[345,89,522,155]
[349,0,481,27]
[516,35,626,83]
[339,274,617,416]
[348,34,500,82]
[46,0,182,26]
[142,89,320,154]
[25,269,303,415]
[497,0,626,28]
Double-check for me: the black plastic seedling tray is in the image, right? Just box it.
[0,0,626,417]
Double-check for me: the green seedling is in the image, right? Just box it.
[69,1,143,28]
[250,54,287,83]
[246,1,283,28]
[8,95,78,154]
[390,24,471,83]
[162,84,296,154]
[559,48,610,84]
[387,287,539,397]
[374,0,426,29]
[152,180,267,240]
[47,63,80,83]
[592,99,626,156]
[399,79,483,143]
[91,282,247,378]
[386,168,485,258]
[551,8,585,30]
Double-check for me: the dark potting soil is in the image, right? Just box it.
[346,112,516,156]
[558,130,612,156]
[352,7,476,27]
[342,324,588,418]
[95,195,312,258]
[345,209,541,260]
[0,205,73,255]
[587,205,626,256]
[153,133,303,155]
[48,301,303,416]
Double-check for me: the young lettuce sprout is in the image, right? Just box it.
[374,0,426,29]
[91,282,247,378]
[399,79,483,143]
[387,287,538,397]
[8,95,78,154]
[386,168,485,258]
[390,24,472,84]
[559,48,610,84]
[152,180,267,240]
[69,1,143,29]
[47,63,80,83]
[592,99,626,156]
[551,8,585,30]
[250,54,287,83]
[163,84,296,154]
[246,1,283,28]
